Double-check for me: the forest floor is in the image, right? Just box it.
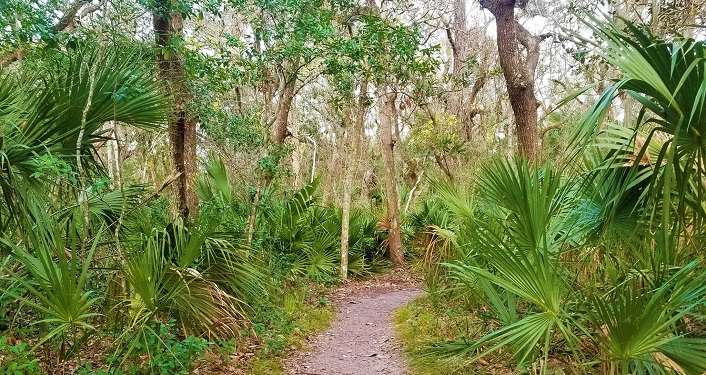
[284,272,421,375]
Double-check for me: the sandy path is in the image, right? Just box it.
[286,283,421,375]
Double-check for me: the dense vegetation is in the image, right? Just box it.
[0,0,705,373]
[400,24,706,374]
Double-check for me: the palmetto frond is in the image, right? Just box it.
[1,209,103,355]
[428,159,580,368]
[587,262,706,374]
[0,43,166,222]
[476,158,574,253]
[574,20,706,225]
[124,221,253,340]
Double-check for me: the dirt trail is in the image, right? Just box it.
[286,276,421,375]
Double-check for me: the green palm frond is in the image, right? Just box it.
[124,221,249,339]
[587,262,706,374]
[197,157,233,203]
[476,158,573,253]
[2,210,103,356]
[430,160,580,368]
[0,43,166,223]
[574,19,706,226]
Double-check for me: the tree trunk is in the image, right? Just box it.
[272,76,296,144]
[246,184,261,246]
[340,110,353,280]
[105,122,122,187]
[377,87,405,267]
[154,6,198,220]
[481,0,540,161]
[340,79,369,279]
[449,0,470,121]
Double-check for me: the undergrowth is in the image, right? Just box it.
[393,295,512,375]
[245,284,334,374]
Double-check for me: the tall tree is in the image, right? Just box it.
[449,0,489,141]
[480,0,546,161]
[377,87,405,266]
[359,1,437,267]
[339,80,369,278]
[235,0,336,145]
[153,1,199,219]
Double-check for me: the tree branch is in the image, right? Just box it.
[445,27,458,61]
[1,0,105,67]
[514,22,540,78]
[52,0,93,32]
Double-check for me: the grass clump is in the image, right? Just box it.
[394,295,512,375]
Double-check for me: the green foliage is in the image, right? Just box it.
[245,285,334,375]
[323,6,438,101]
[411,154,706,373]
[2,212,103,359]
[407,114,465,157]
[573,20,706,227]
[0,0,64,52]
[141,322,209,375]
[0,336,41,375]
[264,180,386,282]
[586,263,706,374]
[199,110,266,153]
[122,220,248,342]
[394,297,498,375]
[0,43,166,223]
[355,14,438,86]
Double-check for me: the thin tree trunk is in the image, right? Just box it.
[340,110,354,280]
[404,170,423,213]
[154,6,198,220]
[106,122,122,187]
[449,0,470,122]
[434,153,453,180]
[246,184,261,246]
[340,79,369,279]
[377,87,405,267]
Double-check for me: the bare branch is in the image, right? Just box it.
[52,0,93,32]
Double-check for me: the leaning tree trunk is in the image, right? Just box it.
[481,0,541,162]
[340,79,369,279]
[377,87,405,267]
[154,6,199,220]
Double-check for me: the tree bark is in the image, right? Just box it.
[272,76,297,144]
[434,153,453,180]
[340,79,369,279]
[339,110,354,280]
[105,122,122,187]
[451,0,469,77]
[480,0,540,161]
[447,0,488,142]
[154,5,199,220]
[377,87,405,267]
